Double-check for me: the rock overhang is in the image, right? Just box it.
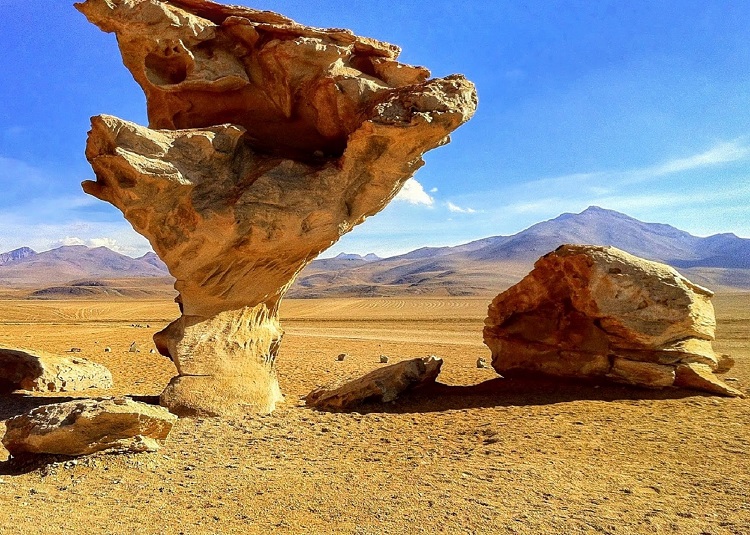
[77,0,477,415]
[75,0,475,161]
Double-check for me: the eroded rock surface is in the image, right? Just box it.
[483,245,744,397]
[2,398,177,457]
[306,356,443,411]
[76,0,477,416]
[0,347,113,392]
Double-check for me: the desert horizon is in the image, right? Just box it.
[1,293,748,533]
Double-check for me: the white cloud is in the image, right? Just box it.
[394,178,434,206]
[446,201,477,214]
[51,236,126,253]
[89,237,124,252]
[57,237,86,246]
[646,140,750,177]
[521,139,750,194]
[430,187,438,193]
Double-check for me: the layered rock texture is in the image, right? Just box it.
[306,356,443,411]
[483,245,743,397]
[0,347,113,392]
[3,398,177,457]
[76,0,477,415]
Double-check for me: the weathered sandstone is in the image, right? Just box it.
[3,398,177,457]
[0,347,113,392]
[76,0,477,416]
[306,356,443,411]
[483,245,743,397]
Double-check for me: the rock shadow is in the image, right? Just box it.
[0,393,77,421]
[319,377,707,414]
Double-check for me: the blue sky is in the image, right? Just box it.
[1,1,749,257]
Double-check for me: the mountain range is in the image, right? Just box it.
[0,207,748,297]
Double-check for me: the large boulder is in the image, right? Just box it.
[0,347,113,392]
[76,0,477,416]
[483,245,744,397]
[2,398,177,457]
[306,356,443,411]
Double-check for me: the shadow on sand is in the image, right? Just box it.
[327,376,706,415]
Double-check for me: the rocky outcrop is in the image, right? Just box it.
[2,398,177,457]
[306,356,443,411]
[483,245,744,397]
[77,0,476,416]
[0,347,113,392]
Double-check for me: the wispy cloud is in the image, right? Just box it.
[53,236,127,253]
[527,138,750,190]
[644,140,750,177]
[394,178,434,206]
[446,201,477,214]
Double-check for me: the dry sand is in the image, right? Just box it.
[0,295,748,534]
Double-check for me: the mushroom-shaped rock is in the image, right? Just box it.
[483,245,744,397]
[306,356,443,411]
[76,0,477,416]
[2,398,177,457]
[0,347,113,392]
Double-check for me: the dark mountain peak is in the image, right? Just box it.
[581,205,614,214]
[0,246,37,266]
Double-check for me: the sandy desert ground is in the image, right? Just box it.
[0,294,748,534]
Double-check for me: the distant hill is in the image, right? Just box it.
[0,245,170,286]
[1,207,748,297]
[288,206,750,297]
[0,246,36,266]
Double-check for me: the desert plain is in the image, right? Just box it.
[0,293,747,534]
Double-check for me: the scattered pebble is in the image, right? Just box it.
[104,347,111,353]
[337,353,347,361]
[380,355,389,363]
[476,357,488,369]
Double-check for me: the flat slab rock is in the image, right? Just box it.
[306,356,443,411]
[0,347,113,392]
[2,398,177,457]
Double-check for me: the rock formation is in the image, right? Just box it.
[306,356,443,411]
[3,398,177,457]
[483,245,744,397]
[0,347,113,392]
[76,0,477,416]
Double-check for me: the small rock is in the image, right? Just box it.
[150,349,156,354]
[725,377,739,382]
[716,354,735,374]
[380,355,389,364]
[129,342,139,353]
[104,347,112,353]
[476,357,488,369]
[69,348,82,353]
[337,353,347,362]
[306,356,443,411]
